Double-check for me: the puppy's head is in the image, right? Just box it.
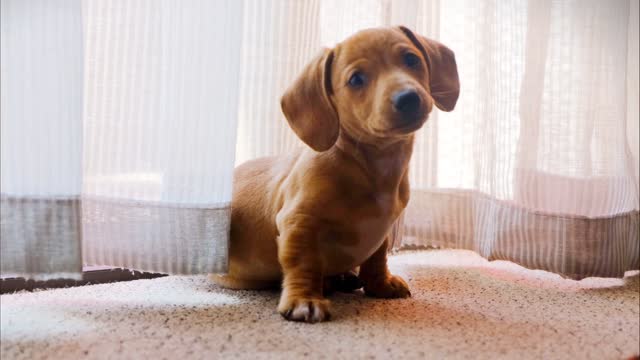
[281,26,459,151]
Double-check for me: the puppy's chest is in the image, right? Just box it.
[353,192,401,237]
[323,191,404,273]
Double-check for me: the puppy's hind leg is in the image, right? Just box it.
[209,255,281,290]
[209,274,279,290]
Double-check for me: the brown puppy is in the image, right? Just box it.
[211,26,459,323]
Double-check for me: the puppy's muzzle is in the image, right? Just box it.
[392,89,423,125]
[392,89,420,114]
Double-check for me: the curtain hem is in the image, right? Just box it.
[1,195,230,279]
[1,197,83,279]
[395,189,639,280]
[82,197,229,275]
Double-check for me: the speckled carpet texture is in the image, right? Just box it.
[1,250,639,360]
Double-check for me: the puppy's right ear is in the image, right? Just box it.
[281,48,339,152]
[398,26,460,112]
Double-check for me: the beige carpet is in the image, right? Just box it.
[1,250,639,360]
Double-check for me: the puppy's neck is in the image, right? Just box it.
[335,132,414,191]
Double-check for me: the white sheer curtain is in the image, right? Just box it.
[2,0,638,280]
[1,0,242,278]
[1,0,84,279]
[235,0,639,279]
[400,0,639,278]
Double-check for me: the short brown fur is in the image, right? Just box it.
[211,26,459,323]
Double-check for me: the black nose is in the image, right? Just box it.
[392,89,421,116]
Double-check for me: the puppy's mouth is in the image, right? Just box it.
[392,114,427,132]
[369,113,427,137]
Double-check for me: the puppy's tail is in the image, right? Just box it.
[208,273,280,290]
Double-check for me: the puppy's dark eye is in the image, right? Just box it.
[403,53,421,68]
[348,72,366,88]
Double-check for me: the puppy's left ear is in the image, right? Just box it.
[398,26,460,112]
[281,48,339,152]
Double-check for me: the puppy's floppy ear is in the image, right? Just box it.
[398,26,460,112]
[281,48,339,152]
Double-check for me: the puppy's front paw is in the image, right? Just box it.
[363,274,411,298]
[278,296,331,323]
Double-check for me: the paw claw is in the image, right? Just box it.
[278,297,331,323]
[282,308,293,320]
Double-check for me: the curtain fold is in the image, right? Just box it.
[1,0,244,278]
[79,0,243,274]
[398,0,639,279]
[1,0,84,279]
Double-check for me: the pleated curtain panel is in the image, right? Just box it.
[1,0,638,280]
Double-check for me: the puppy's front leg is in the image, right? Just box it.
[359,237,411,298]
[277,226,330,323]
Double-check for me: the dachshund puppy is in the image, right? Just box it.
[211,26,459,323]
